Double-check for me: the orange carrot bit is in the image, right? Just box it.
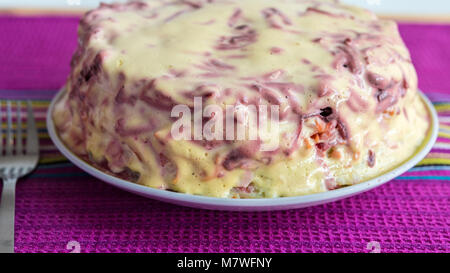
[331,149,342,159]
[214,153,224,165]
[172,171,180,184]
[153,132,167,145]
[383,108,396,116]
[352,151,360,161]
[311,133,320,143]
[315,119,326,133]
[201,174,214,181]
[304,138,312,149]
[325,121,333,131]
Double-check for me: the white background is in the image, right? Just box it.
[1,0,450,15]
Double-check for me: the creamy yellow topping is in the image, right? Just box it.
[53,0,429,198]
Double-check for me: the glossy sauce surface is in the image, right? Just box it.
[53,0,429,198]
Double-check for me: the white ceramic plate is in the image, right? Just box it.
[47,89,438,211]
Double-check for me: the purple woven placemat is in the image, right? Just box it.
[0,15,449,253]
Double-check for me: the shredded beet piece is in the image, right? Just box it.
[216,27,258,50]
[164,10,188,23]
[105,139,129,172]
[336,120,348,140]
[99,1,147,10]
[234,184,255,195]
[140,80,177,111]
[180,0,203,9]
[159,153,170,167]
[375,82,402,113]
[337,45,363,74]
[208,59,235,70]
[346,90,369,113]
[80,53,102,82]
[316,142,330,151]
[192,139,226,150]
[115,118,155,136]
[402,78,409,90]
[222,141,262,170]
[376,89,389,102]
[223,149,247,171]
[251,84,282,105]
[367,72,389,90]
[120,167,141,182]
[262,7,292,29]
[115,86,138,106]
[270,47,284,54]
[228,8,242,27]
[368,150,376,167]
[306,7,338,17]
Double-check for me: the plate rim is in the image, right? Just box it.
[46,88,439,211]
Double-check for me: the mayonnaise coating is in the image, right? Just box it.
[53,0,429,198]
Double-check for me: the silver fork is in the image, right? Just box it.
[0,101,39,253]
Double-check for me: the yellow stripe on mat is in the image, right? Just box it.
[39,157,70,164]
[0,133,50,139]
[1,121,47,129]
[435,104,450,112]
[438,132,450,139]
[418,158,450,166]
[0,100,50,107]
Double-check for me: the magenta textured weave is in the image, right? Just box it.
[0,15,449,253]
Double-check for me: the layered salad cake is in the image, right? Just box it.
[53,0,430,198]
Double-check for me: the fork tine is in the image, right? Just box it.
[25,100,39,155]
[0,101,2,154]
[16,101,23,155]
[6,100,13,155]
